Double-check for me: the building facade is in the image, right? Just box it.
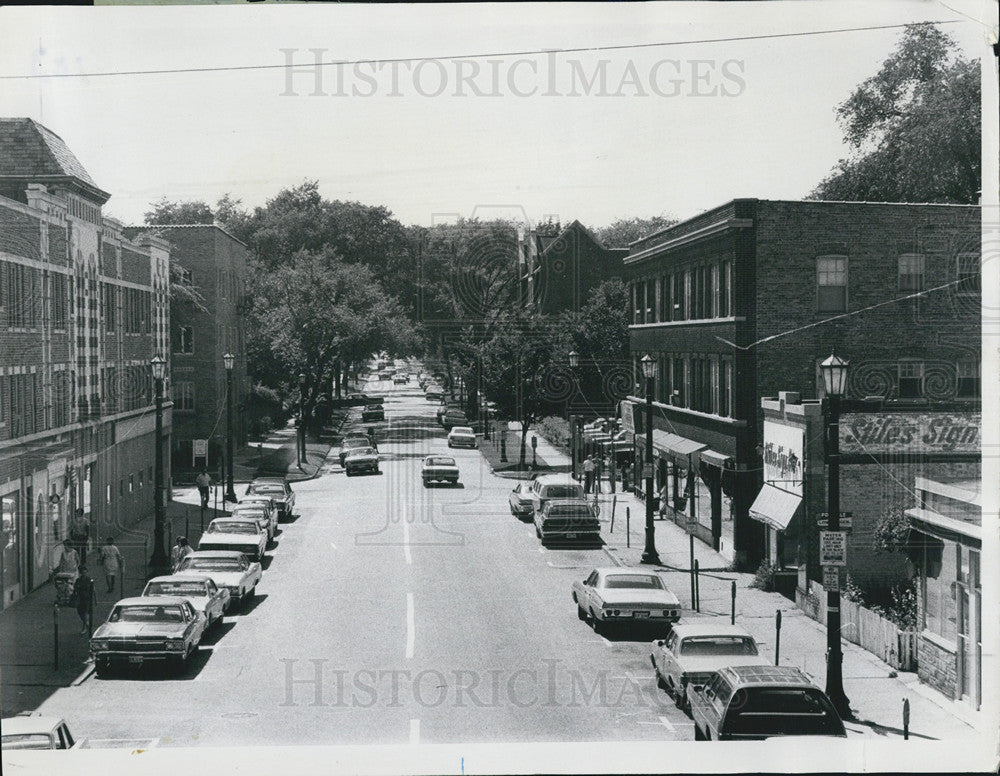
[623,199,981,571]
[125,225,248,475]
[0,118,171,608]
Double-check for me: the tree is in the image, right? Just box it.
[594,215,676,248]
[144,198,214,225]
[810,24,980,203]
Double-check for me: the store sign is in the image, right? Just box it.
[620,401,635,434]
[840,412,980,455]
[762,421,804,496]
[193,439,208,457]
[820,531,847,567]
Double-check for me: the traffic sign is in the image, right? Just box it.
[193,439,208,456]
[823,566,841,592]
[817,516,853,529]
[820,531,848,567]
[641,464,653,479]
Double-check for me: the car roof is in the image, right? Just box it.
[146,575,211,585]
[424,455,456,462]
[450,426,474,433]
[1,715,66,736]
[592,567,658,576]
[545,498,592,508]
[112,596,188,607]
[533,474,582,486]
[186,550,249,559]
[209,517,260,524]
[667,622,756,639]
[715,664,816,688]
[251,477,287,485]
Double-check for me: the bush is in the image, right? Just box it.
[536,416,571,449]
[750,561,779,592]
[873,508,911,555]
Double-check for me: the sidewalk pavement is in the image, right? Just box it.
[0,424,334,719]
[510,423,987,742]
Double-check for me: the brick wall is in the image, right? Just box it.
[120,246,151,285]
[917,633,958,700]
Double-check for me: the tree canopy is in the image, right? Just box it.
[810,24,980,204]
[594,215,677,248]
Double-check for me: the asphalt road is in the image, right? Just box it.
[37,373,691,747]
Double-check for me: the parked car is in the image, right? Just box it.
[425,387,445,402]
[534,499,601,545]
[90,596,207,677]
[650,622,769,710]
[571,567,680,634]
[393,374,408,384]
[690,665,847,741]
[235,496,278,536]
[447,425,477,448]
[175,550,261,607]
[422,455,459,485]
[142,574,230,628]
[339,434,371,465]
[440,409,469,430]
[361,403,385,422]
[344,446,380,476]
[435,403,452,423]
[508,481,535,518]
[198,518,267,562]
[246,478,295,521]
[526,474,587,517]
[378,371,391,381]
[230,503,275,542]
[1,713,77,750]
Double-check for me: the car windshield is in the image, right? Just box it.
[548,505,592,516]
[180,558,245,571]
[207,522,258,534]
[233,507,265,515]
[146,581,206,596]
[110,605,185,623]
[727,689,843,737]
[349,448,376,456]
[2,734,54,750]
[252,485,285,495]
[603,574,664,590]
[546,485,582,499]
[452,427,474,434]
[343,439,368,448]
[426,457,456,466]
[680,636,758,656]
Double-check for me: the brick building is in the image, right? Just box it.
[623,199,980,571]
[0,118,171,608]
[124,225,248,475]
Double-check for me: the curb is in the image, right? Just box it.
[71,662,95,686]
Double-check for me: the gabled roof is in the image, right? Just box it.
[540,219,624,257]
[0,118,109,204]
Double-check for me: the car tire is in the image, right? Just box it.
[693,724,705,741]
[244,587,256,609]
[94,657,111,678]
[677,684,690,712]
[592,614,605,635]
[656,669,668,692]
[577,604,587,621]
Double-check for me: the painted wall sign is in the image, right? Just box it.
[762,420,804,496]
[840,412,980,455]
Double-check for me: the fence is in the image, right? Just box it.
[798,580,918,671]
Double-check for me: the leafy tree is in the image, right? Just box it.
[594,215,676,248]
[144,198,214,225]
[810,24,980,203]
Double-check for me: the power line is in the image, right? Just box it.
[1,20,963,81]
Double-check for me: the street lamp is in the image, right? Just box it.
[567,351,580,479]
[224,352,238,502]
[820,352,852,719]
[298,372,307,468]
[640,354,661,565]
[149,355,169,577]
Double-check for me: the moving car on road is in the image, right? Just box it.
[142,574,231,627]
[447,425,477,448]
[422,455,459,486]
[534,498,601,545]
[175,550,261,607]
[572,568,681,634]
[198,518,268,562]
[90,597,206,677]
[508,481,535,518]
[361,402,385,422]
[339,434,371,466]
[1,713,76,750]
[246,478,295,521]
[690,665,847,741]
[650,622,769,710]
[344,446,380,476]
[394,373,408,384]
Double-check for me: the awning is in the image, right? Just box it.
[699,449,733,468]
[635,431,709,463]
[749,484,802,532]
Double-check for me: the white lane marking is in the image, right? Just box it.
[657,715,676,733]
[403,520,412,565]
[406,593,415,659]
[409,718,420,744]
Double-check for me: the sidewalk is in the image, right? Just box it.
[0,424,333,718]
[517,426,986,742]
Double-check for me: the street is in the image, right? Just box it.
[34,376,692,747]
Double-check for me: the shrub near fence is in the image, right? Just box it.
[798,580,918,670]
[536,416,571,449]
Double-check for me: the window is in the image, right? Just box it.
[633,281,644,324]
[817,255,847,313]
[720,360,733,417]
[101,283,115,331]
[956,360,980,398]
[645,280,655,323]
[671,357,686,407]
[720,260,731,317]
[898,362,923,399]
[660,275,671,321]
[956,253,979,295]
[898,253,925,292]
[172,381,195,412]
[174,326,194,355]
[683,270,691,319]
[52,274,68,329]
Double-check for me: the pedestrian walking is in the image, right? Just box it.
[171,537,192,572]
[583,455,596,494]
[74,565,95,635]
[99,536,124,593]
[69,508,91,564]
[594,456,604,495]
[367,426,378,452]
[196,469,212,509]
[620,461,631,493]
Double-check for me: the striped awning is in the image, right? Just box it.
[749,485,802,532]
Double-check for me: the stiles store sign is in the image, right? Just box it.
[840,412,980,455]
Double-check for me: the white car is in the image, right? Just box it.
[572,568,681,634]
[422,455,459,485]
[142,574,231,627]
[1,713,77,750]
[198,518,267,562]
[237,495,278,535]
[447,426,477,448]
[231,503,275,541]
[175,550,262,608]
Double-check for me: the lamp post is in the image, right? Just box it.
[821,352,852,719]
[568,350,580,479]
[149,355,169,577]
[224,352,238,502]
[640,354,661,565]
[298,372,307,468]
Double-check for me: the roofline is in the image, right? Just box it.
[0,173,110,205]
[127,222,248,248]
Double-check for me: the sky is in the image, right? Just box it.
[0,1,992,229]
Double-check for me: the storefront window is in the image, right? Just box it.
[2,494,19,592]
[923,539,958,643]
